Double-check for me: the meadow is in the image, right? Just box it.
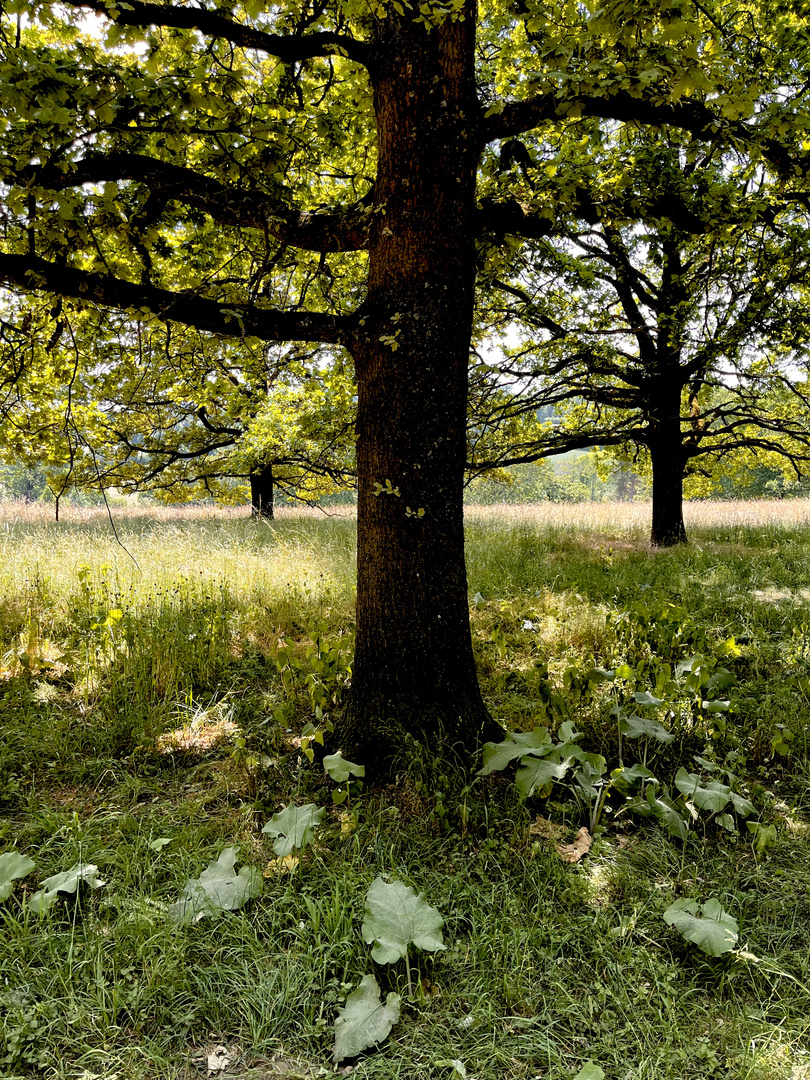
[1,498,810,1080]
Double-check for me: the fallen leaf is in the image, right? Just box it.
[528,816,568,842]
[207,1045,235,1075]
[556,827,593,863]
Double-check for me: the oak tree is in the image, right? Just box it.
[1,0,809,769]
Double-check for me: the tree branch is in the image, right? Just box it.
[23,154,372,253]
[0,253,354,344]
[481,91,807,178]
[58,0,373,68]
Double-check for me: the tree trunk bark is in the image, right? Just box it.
[331,3,498,774]
[649,431,687,546]
[250,464,274,520]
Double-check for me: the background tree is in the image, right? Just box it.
[1,0,809,769]
[473,132,810,544]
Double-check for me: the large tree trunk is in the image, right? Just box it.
[649,431,688,546]
[250,464,274,520]
[332,2,498,774]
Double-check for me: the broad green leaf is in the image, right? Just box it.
[478,727,552,775]
[747,821,777,855]
[611,763,656,793]
[627,785,689,840]
[168,846,262,925]
[634,691,664,707]
[574,1064,605,1080]
[729,792,755,817]
[674,769,731,813]
[332,974,401,1063]
[584,667,615,683]
[515,755,570,799]
[261,803,325,856]
[0,851,36,901]
[702,699,731,713]
[29,862,106,914]
[663,897,739,956]
[361,877,445,964]
[619,713,674,743]
[323,752,365,782]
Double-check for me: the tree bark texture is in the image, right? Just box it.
[649,422,688,546]
[332,4,499,771]
[250,464,275,520]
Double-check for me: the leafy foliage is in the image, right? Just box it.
[323,752,365,783]
[168,847,263,925]
[663,898,739,956]
[29,863,105,914]
[0,851,35,901]
[361,877,446,965]
[332,974,401,1064]
[261,804,325,857]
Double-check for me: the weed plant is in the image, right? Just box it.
[1,500,810,1079]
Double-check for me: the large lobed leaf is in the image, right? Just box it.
[663,897,739,956]
[333,974,401,1063]
[29,862,106,914]
[168,847,262,925]
[361,877,445,964]
[261,803,325,856]
[0,851,36,901]
[478,727,552,775]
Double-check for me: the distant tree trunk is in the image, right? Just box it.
[649,431,688,546]
[330,1,499,774]
[250,464,274,520]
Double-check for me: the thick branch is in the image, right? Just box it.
[59,0,373,67]
[24,154,372,253]
[0,254,353,344]
[482,91,806,177]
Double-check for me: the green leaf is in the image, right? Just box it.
[29,862,106,914]
[515,755,570,799]
[574,1064,605,1080]
[332,974,401,1063]
[478,727,552,775]
[702,699,731,713]
[323,752,365,782]
[674,769,731,813]
[168,846,262,925]
[619,712,674,743]
[634,691,664,707]
[0,851,36,901]
[663,897,739,956]
[361,877,445,964]
[746,821,777,855]
[261,803,325,856]
[584,667,615,683]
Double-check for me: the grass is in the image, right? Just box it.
[1,498,810,1079]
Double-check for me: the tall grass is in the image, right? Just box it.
[2,499,810,1079]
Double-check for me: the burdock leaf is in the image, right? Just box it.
[29,862,105,914]
[515,755,570,799]
[478,727,552,775]
[0,851,36,901]
[261,803,325,856]
[619,713,674,743]
[323,752,365,782]
[362,877,445,964]
[333,974,401,1063]
[168,847,262,925]
[663,897,739,956]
